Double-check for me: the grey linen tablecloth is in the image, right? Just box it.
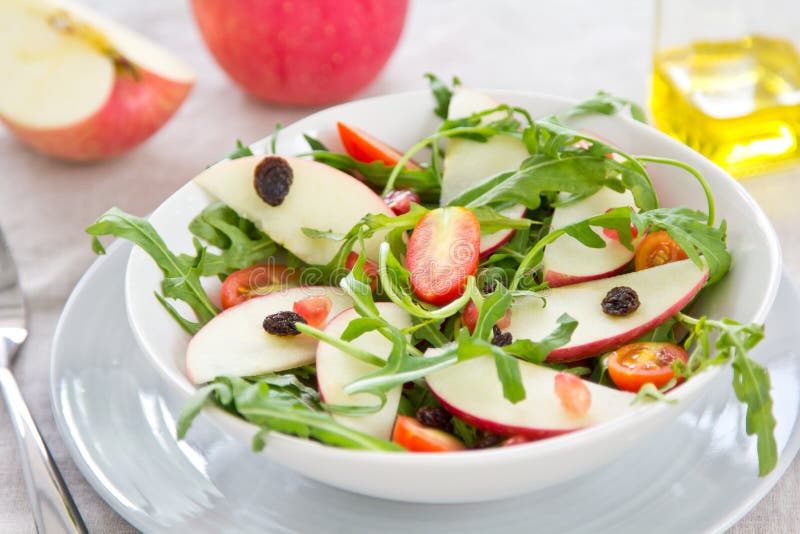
[1,1,798,532]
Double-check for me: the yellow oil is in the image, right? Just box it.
[651,35,800,177]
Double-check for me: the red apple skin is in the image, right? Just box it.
[479,206,527,257]
[190,0,408,105]
[429,390,579,440]
[544,270,709,363]
[543,261,631,288]
[3,68,192,161]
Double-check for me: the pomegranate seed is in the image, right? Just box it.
[554,372,591,417]
[383,189,421,215]
[292,295,332,328]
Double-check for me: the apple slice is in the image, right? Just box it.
[426,356,635,438]
[193,155,394,265]
[0,0,195,161]
[510,259,709,363]
[316,303,412,440]
[543,188,637,287]
[186,286,351,384]
[441,88,529,255]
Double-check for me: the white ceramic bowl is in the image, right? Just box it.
[125,90,781,503]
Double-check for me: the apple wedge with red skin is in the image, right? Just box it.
[510,259,709,363]
[0,0,195,161]
[441,88,529,256]
[186,286,352,384]
[426,355,635,439]
[316,304,411,440]
[193,155,394,265]
[543,188,637,287]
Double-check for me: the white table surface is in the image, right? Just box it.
[1,1,798,532]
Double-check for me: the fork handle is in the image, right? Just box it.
[0,366,88,533]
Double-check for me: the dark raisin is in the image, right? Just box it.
[491,325,513,347]
[475,433,503,449]
[416,406,453,432]
[262,311,306,336]
[254,156,293,206]
[601,286,640,316]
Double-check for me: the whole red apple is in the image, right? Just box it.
[190,0,409,105]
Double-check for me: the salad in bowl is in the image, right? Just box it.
[88,76,781,502]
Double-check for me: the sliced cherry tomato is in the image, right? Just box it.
[601,207,639,242]
[392,415,465,452]
[220,264,300,309]
[407,207,481,306]
[337,122,422,170]
[607,342,689,392]
[554,372,591,417]
[292,296,332,328]
[383,189,421,215]
[462,300,511,334]
[345,252,379,290]
[634,230,688,271]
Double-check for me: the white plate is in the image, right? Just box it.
[52,242,800,532]
[123,90,782,501]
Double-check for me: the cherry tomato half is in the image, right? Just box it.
[634,230,688,271]
[392,415,465,453]
[406,207,481,306]
[220,263,300,309]
[607,342,689,392]
[337,122,422,170]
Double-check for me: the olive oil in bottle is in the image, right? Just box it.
[651,35,800,177]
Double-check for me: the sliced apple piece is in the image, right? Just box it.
[0,0,195,161]
[543,188,637,287]
[510,259,709,362]
[441,88,529,255]
[426,356,635,438]
[193,155,394,265]
[186,286,351,384]
[316,303,412,440]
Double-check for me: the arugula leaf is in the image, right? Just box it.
[471,206,536,234]
[270,123,282,154]
[635,208,730,284]
[183,202,279,277]
[408,317,449,348]
[452,154,657,213]
[378,242,476,320]
[424,72,460,119]
[177,375,404,451]
[472,285,512,340]
[452,417,481,448]
[226,139,254,160]
[675,313,776,476]
[301,137,440,199]
[503,313,578,364]
[86,208,219,330]
[177,381,234,439]
[563,91,647,123]
[632,381,678,405]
